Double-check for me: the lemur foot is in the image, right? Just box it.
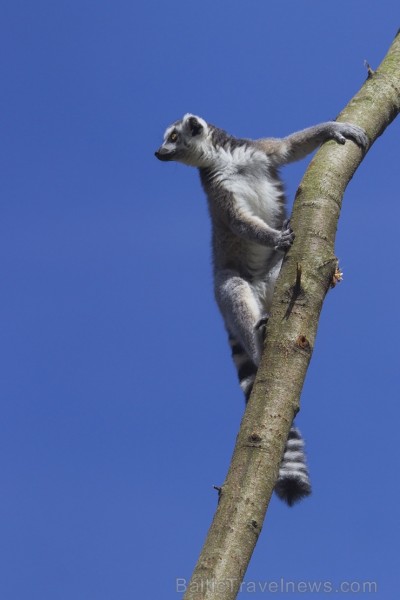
[274,219,295,251]
[332,123,368,150]
[254,314,269,343]
[255,314,270,330]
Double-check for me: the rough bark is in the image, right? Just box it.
[182,31,400,600]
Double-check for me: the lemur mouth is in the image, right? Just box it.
[154,148,174,161]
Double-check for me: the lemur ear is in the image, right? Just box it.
[187,116,203,137]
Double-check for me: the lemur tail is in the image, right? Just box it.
[229,336,311,506]
[274,425,311,506]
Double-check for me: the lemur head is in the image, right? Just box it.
[155,114,210,167]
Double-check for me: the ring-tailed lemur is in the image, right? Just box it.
[155,114,368,505]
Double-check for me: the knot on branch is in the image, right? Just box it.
[248,433,262,444]
[296,335,311,351]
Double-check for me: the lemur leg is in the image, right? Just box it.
[215,269,263,366]
[254,257,282,318]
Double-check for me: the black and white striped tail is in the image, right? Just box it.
[229,335,311,506]
[229,335,258,403]
[275,425,311,506]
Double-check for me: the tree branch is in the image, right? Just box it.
[183,31,400,600]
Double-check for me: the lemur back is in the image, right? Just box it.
[155,113,367,505]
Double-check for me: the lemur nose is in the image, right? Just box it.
[154,148,171,161]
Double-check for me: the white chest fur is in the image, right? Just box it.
[213,145,280,224]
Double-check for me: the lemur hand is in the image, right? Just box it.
[274,219,295,251]
[331,123,368,149]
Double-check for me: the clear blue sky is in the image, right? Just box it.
[1,1,399,598]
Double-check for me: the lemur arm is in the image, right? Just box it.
[256,121,368,166]
[214,194,293,250]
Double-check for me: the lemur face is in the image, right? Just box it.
[155,114,208,166]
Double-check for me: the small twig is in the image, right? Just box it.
[213,485,223,503]
[331,261,343,288]
[284,262,302,320]
[364,60,375,79]
[294,262,302,292]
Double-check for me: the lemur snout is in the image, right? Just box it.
[155,148,171,161]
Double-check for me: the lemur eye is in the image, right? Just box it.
[169,131,178,142]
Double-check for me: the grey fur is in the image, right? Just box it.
[155,114,368,505]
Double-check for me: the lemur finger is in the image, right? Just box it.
[281,229,295,241]
[275,232,295,250]
[338,124,369,149]
[347,127,369,149]
[333,133,346,144]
